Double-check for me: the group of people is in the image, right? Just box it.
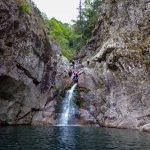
[68,60,78,84]
[68,58,90,84]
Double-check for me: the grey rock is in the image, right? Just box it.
[77,0,150,130]
[140,123,150,132]
[0,0,70,125]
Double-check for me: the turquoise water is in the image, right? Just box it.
[0,126,150,150]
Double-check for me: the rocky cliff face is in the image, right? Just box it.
[0,0,70,125]
[77,0,150,130]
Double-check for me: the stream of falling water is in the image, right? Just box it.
[58,83,77,125]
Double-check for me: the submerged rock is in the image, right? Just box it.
[140,123,150,132]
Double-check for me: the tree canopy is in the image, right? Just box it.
[74,0,103,44]
[44,0,103,60]
[47,18,81,60]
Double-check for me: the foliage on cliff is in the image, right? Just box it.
[73,0,103,47]
[16,0,31,14]
[47,18,81,60]
[41,0,104,61]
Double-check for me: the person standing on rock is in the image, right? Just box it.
[68,70,72,77]
[72,71,78,83]
[71,60,75,69]
[87,57,90,66]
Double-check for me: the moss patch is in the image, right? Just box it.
[16,0,31,14]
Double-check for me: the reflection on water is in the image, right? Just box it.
[0,126,150,150]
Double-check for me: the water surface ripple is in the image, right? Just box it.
[0,126,150,150]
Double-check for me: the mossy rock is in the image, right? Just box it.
[74,99,84,108]
[16,0,31,14]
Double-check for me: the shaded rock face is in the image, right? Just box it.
[77,0,150,129]
[0,0,70,125]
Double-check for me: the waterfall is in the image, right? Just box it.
[58,83,77,125]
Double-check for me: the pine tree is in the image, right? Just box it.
[77,0,84,34]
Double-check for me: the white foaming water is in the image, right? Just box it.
[58,83,77,125]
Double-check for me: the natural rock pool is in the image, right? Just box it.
[0,126,150,150]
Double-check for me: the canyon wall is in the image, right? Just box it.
[0,0,70,125]
[77,0,150,131]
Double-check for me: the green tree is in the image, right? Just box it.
[47,18,81,60]
[73,0,103,48]
[42,0,104,60]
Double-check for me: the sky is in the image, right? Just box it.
[32,0,79,24]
